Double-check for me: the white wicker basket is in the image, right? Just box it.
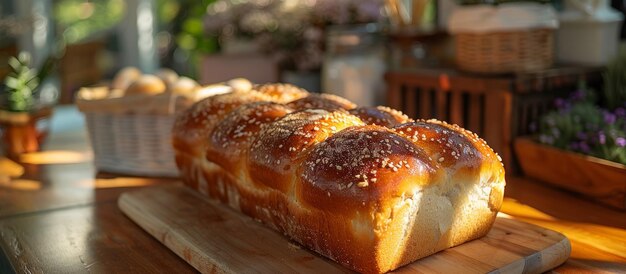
[77,83,235,177]
[84,112,179,177]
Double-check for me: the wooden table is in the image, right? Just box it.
[1,106,625,273]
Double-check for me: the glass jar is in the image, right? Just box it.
[322,23,387,107]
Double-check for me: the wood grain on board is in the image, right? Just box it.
[119,184,571,273]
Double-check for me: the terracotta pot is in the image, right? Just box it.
[514,136,626,210]
[0,107,53,160]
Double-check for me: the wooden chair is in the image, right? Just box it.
[385,66,603,172]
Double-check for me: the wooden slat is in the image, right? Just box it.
[449,92,463,127]
[482,93,501,147]
[435,89,447,121]
[404,86,418,119]
[467,93,483,135]
[517,100,530,136]
[387,80,402,110]
[501,92,513,169]
[119,184,571,274]
[484,91,512,170]
[419,89,432,119]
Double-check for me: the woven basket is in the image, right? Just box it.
[455,28,554,74]
[84,112,179,177]
[76,80,238,177]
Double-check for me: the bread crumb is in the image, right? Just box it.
[288,242,301,250]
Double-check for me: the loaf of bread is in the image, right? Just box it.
[172,84,505,273]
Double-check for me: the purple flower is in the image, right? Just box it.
[579,141,591,153]
[615,108,626,117]
[617,137,626,147]
[554,98,567,109]
[598,131,606,145]
[570,90,585,101]
[576,131,587,140]
[604,112,617,124]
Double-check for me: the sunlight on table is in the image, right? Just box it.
[19,150,93,164]
[502,197,626,264]
[0,156,25,177]
[0,179,42,191]
[79,177,162,189]
[501,198,557,221]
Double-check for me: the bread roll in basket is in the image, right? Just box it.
[172,83,506,273]
[76,67,246,176]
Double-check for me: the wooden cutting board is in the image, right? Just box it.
[118,184,570,273]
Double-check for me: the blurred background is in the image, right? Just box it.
[1,0,626,177]
[1,0,219,104]
[0,0,622,105]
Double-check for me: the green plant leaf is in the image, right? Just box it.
[2,51,40,112]
[18,52,31,64]
[4,77,19,89]
[8,57,20,71]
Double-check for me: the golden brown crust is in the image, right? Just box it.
[247,109,364,193]
[125,75,167,96]
[254,83,308,103]
[111,67,141,90]
[393,119,503,172]
[172,86,506,273]
[298,125,437,214]
[172,91,271,156]
[349,106,413,127]
[287,93,356,111]
[207,102,293,175]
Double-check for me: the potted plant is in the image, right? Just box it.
[515,54,626,209]
[0,52,55,160]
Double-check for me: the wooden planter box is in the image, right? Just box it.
[515,137,626,210]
